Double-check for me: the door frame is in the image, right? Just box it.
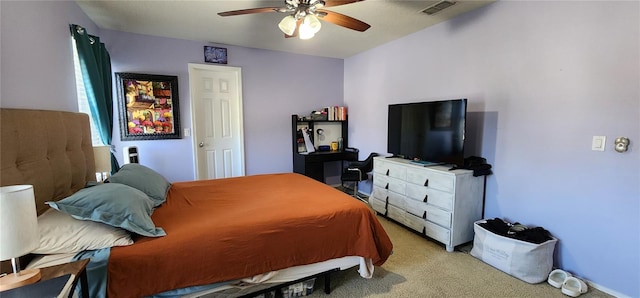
[188,63,245,179]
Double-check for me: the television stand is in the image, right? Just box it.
[370,157,484,252]
[410,160,443,167]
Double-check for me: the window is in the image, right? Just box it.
[71,37,104,146]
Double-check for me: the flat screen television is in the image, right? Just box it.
[387,99,467,167]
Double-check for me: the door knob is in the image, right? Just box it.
[198,142,204,148]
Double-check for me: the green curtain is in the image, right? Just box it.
[70,24,120,173]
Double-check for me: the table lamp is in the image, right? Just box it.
[93,145,111,182]
[0,185,41,291]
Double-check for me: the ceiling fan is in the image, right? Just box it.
[218,0,370,40]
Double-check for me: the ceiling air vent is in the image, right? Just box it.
[421,1,457,15]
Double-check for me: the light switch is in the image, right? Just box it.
[592,136,606,151]
[184,128,191,137]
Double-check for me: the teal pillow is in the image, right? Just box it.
[46,183,165,237]
[108,163,171,207]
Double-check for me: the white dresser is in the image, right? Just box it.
[370,157,484,252]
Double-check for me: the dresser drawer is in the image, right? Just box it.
[404,199,451,228]
[424,220,451,246]
[405,183,454,211]
[386,191,406,209]
[370,197,387,215]
[370,187,388,203]
[404,213,425,233]
[387,204,405,224]
[425,205,451,228]
[372,186,409,210]
[373,175,405,195]
[406,167,454,193]
[404,197,427,218]
[374,159,407,180]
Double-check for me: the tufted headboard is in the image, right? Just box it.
[1,108,96,215]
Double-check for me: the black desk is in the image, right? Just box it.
[293,150,358,183]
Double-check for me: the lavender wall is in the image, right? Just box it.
[2,1,638,296]
[0,1,97,110]
[1,1,344,183]
[344,1,639,297]
[102,31,344,182]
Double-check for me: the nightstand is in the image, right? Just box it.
[0,258,90,298]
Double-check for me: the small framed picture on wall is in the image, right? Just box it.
[204,46,228,64]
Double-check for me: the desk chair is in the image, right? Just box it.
[341,152,378,201]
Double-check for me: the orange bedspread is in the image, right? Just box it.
[108,173,393,297]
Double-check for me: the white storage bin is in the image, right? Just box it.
[470,219,557,284]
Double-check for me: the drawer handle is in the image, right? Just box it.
[385,196,389,203]
[422,211,427,219]
[423,194,428,203]
[385,183,389,189]
[385,169,389,176]
[424,179,429,187]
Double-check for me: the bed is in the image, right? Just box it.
[0,108,394,297]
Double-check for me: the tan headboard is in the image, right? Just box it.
[1,108,96,215]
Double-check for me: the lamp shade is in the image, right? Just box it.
[278,15,297,36]
[299,14,321,40]
[299,23,315,40]
[0,185,39,261]
[93,145,112,173]
[304,14,321,33]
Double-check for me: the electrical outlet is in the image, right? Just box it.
[592,136,606,151]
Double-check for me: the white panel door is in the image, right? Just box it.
[189,63,245,179]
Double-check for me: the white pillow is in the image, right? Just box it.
[32,208,133,254]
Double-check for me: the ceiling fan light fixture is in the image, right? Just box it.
[278,15,297,35]
[304,14,322,33]
[299,22,316,39]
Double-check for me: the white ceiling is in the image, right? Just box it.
[75,0,495,59]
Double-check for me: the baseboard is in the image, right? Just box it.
[585,280,629,298]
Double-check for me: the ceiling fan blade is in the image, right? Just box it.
[323,0,364,8]
[218,7,280,17]
[317,10,370,32]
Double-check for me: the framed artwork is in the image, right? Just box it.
[116,73,181,140]
[204,46,228,64]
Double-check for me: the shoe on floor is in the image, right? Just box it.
[561,276,588,297]
[548,269,572,288]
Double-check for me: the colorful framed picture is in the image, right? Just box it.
[116,73,181,140]
[204,46,228,64]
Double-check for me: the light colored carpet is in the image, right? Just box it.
[304,190,613,298]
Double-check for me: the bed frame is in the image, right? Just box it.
[0,108,95,274]
[238,268,338,298]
